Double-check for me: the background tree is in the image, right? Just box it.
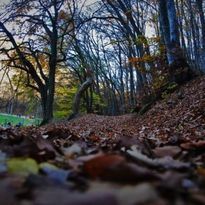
[0,0,76,124]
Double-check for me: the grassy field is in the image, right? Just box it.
[0,113,41,126]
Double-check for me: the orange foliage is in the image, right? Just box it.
[58,10,67,20]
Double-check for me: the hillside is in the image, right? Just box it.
[0,76,205,205]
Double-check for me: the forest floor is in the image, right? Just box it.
[0,76,205,205]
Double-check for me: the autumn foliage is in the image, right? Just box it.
[0,76,204,204]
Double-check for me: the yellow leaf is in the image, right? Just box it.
[7,158,39,176]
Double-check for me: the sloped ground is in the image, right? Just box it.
[0,76,205,205]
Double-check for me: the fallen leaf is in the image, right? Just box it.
[100,162,159,183]
[34,187,118,205]
[63,143,82,158]
[76,152,103,163]
[197,167,205,177]
[88,182,160,205]
[0,182,17,205]
[180,140,205,150]
[152,146,181,158]
[160,171,193,190]
[191,192,205,204]
[127,146,190,170]
[83,153,159,183]
[40,162,70,184]
[83,154,125,178]
[181,179,196,189]
[7,158,39,176]
[117,183,159,205]
[36,137,57,153]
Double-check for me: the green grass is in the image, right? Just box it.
[0,113,41,126]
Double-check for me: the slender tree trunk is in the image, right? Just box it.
[159,0,191,83]
[41,27,58,125]
[196,0,205,49]
[68,71,93,120]
[166,0,180,45]
[196,0,205,71]
[40,89,49,125]
[187,0,199,69]
[159,0,181,65]
[159,0,171,63]
[175,0,186,52]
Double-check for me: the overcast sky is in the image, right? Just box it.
[0,0,96,9]
[0,0,10,9]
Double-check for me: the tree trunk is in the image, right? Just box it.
[40,90,49,125]
[159,0,191,83]
[159,0,171,63]
[159,0,180,65]
[68,72,93,120]
[39,82,55,125]
[40,27,58,125]
[196,0,205,49]
[196,0,205,71]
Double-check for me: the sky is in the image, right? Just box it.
[0,0,97,7]
[0,0,97,83]
[0,0,154,83]
[0,0,10,83]
[0,0,9,9]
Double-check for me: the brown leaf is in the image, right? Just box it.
[0,179,20,205]
[116,183,159,205]
[88,182,160,205]
[83,154,125,178]
[180,140,205,150]
[83,153,159,183]
[160,171,187,189]
[191,192,205,204]
[34,187,118,205]
[102,162,159,183]
[152,146,181,158]
[127,146,190,170]
[63,143,83,158]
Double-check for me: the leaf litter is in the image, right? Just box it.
[0,76,205,204]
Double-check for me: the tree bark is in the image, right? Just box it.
[159,0,191,83]
[196,0,205,71]
[159,0,180,65]
[196,0,205,49]
[68,71,93,120]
